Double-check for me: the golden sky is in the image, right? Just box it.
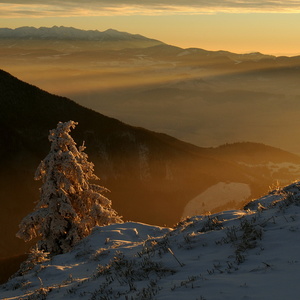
[1,1,300,56]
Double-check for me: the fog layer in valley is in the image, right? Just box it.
[2,36,300,154]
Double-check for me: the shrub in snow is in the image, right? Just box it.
[16,246,49,276]
[16,120,122,255]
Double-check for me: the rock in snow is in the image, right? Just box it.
[2,181,300,299]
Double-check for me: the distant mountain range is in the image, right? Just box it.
[0,26,163,50]
[0,26,275,62]
[0,26,161,42]
[1,68,300,260]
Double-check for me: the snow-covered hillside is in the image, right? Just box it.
[182,182,252,218]
[2,181,300,299]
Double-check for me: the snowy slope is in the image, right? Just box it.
[2,181,300,299]
[182,182,252,218]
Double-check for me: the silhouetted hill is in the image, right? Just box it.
[1,69,300,259]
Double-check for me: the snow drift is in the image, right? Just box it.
[2,181,300,299]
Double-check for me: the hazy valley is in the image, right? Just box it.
[2,27,300,153]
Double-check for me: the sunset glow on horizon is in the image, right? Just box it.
[1,1,300,56]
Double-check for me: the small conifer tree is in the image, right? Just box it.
[16,120,122,254]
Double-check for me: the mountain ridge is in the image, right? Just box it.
[0,26,163,44]
[0,26,275,60]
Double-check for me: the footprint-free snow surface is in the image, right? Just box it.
[2,182,300,299]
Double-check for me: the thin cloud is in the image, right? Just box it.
[1,1,300,18]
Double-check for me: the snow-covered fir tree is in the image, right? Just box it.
[16,120,122,255]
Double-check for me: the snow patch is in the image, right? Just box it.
[238,161,300,177]
[182,182,251,218]
[177,50,191,57]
